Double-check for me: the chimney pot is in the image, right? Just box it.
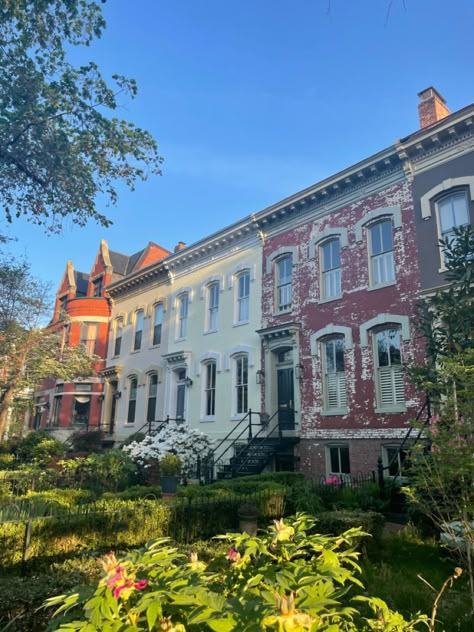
[418,86,450,129]
[174,241,186,253]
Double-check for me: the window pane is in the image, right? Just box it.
[153,304,163,345]
[381,220,393,252]
[340,447,350,474]
[439,192,469,237]
[330,447,339,473]
[114,320,123,356]
[205,362,216,416]
[238,273,250,322]
[370,223,382,255]
[134,311,144,350]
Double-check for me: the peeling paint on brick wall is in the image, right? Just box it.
[261,180,425,477]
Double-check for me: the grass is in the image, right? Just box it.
[361,524,473,631]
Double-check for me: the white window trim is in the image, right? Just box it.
[354,205,401,243]
[365,220,396,290]
[175,292,190,341]
[150,302,164,347]
[204,281,220,333]
[227,263,256,288]
[420,177,474,219]
[310,326,353,355]
[125,374,139,426]
[224,345,255,370]
[309,227,348,256]
[382,444,408,479]
[325,444,351,478]
[271,252,294,315]
[318,237,343,302]
[172,287,193,306]
[233,269,251,325]
[265,246,299,274]
[132,308,145,352]
[359,314,410,348]
[434,189,471,271]
[231,354,249,420]
[195,352,222,376]
[199,275,225,299]
[200,360,217,422]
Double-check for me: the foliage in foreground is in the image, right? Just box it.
[45,513,429,631]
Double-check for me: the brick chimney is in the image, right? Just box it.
[174,241,186,253]
[418,87,450,129]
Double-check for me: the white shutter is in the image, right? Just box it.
[378,366,404,407]
[325,371,346,410]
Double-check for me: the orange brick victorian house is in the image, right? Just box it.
[32,240,170,439]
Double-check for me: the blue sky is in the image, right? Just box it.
[5,0,474,288]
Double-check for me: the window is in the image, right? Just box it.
[375,328,405,409]
[369,220,395,286]
[235,355,248,415]
[127,377,138,424]
[80,322,98,355]
[320,239,341,299]
[114,319,123,356]
[437,191,470,243]
[327,445,350,476]
[175,368,187,419]
[72,395,90,425]
[276,255,292,311]
[383,445,407,477]
[59,295,68,312]
[147,373,158,422]
[322,338,347,412]
[133,310,144,351]
[207,283,219,331]
[92,277,103,297]
[152,304,163,346]
[52,385,63,427]
[236,272,250,323]
[177,294,189,339]
[204,361,216,417]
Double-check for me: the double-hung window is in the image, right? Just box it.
[327,445,350,476]
[322,338,347,412]
[437,191,470,244]
[147,373,158,422]
[370,220,395,286]
[133,310,144,351]
[276,255,292,311]
[321,239,341,299]
[114,318,123,356]
[127,377,138,424]
[80,322,98,356]
[236,272,250,323]
[207,283,219,331]
[235,355,248,415]
[152,304,163,346]
[204,361,216,417]
[178,294,189,339]
[375,328,405,409]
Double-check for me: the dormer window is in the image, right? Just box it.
[93,276,103,297]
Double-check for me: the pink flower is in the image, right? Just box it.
[228,548,241,562]
[133,579,148,590]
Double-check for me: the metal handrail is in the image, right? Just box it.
[377,397,431,487]
[135,415,185,437]
[230,407,297,476]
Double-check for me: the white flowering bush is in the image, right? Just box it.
[122,422,213,473]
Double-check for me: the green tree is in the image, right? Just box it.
[0,256,96,440]
[0,0,162,231]
[406,225,474,613]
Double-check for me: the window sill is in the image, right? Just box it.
[124,423,136,427]
[130,349,141,354]
[233,320,249,328]
[230,414,247,422]
[175,337,187,343]
[150,343,161,349]
[375,405,406,414]
[367,280,396,292]
[203,329,218,336]
[318,294,342,305]
[200,417,216,423]
[272,307,292,317]
[320,409,348,416]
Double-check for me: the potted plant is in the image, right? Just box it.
[159,453,182,494]
[238,502,259,536]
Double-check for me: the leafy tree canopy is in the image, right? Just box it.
[0,254,96,439]
[0,0,162,232]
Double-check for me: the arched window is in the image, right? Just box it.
[236,271,250,323]
[177,293,189,339]
[234,355,248,415]
[369,220,395,287]
[133,310,144,351]
[147,373,158,422]
[374,328,404,410]
[202,361,216,419]
[437,190,470,243]
[276,255,292,312]
[114,318,123,356]
[322,337,347,413]
[127,376,138,424]
[206,282,220,332]
[152,303,163,346]
[320,238,341,300]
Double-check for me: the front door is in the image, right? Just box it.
[277,367,295,430]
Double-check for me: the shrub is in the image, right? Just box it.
[15,431,65,466]
[45,513,428,631]
[58,450,137,493]
[100,485,162,501]
[69,429,104,454]
[315,510,385,552]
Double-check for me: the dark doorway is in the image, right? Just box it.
[277,367,295,430]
